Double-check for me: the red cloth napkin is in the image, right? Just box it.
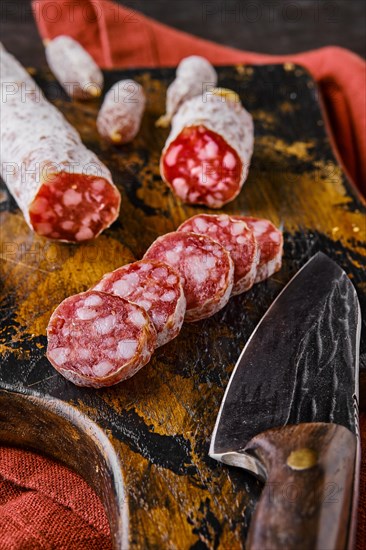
[0,1,364,548]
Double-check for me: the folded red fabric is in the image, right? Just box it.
[0,1,364,548]
[31,0,366,196]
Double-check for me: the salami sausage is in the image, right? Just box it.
[47,291,157,388]
[97,80,146,144]
[157,56,218,127]
[160,90,254,208]
[93,260,186,347]
[0,46,121,242]
[45,35,103,99]
[233,217,283,282]
[144,232,234,322]
[178,214,259,295]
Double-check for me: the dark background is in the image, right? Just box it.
[0,0,365,68]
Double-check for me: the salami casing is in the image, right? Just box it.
[45,35,103,99]
[144,232,234,322]
[93,260,186,347]
[97,80,146,144]
[160,91,254,208]
[0,46,121,242]
[233,217,283,282]
[47,291,157,388]
[178,214,259,295]
[157,56,218,127]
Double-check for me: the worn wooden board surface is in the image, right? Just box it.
[0,64,365,549]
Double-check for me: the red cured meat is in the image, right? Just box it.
[47,291,156,388]
[93,260,186,347]
[144,232,234,322]
[178,214,259,295]
[29,173,120,242]
[161,125,243,208]
[233,217,283,282]
[1,46,121,242]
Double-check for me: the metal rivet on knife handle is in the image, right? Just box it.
[286,448,318,471]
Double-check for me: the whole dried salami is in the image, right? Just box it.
[178,214,259,295]
[97,79,146,144]
[47,291,157,388]
[144,232,234,322]
[0,46,121,242]
[157,55,218,127]
[45,35,103,99]
[93,260,186,347]
[160,91,254,208]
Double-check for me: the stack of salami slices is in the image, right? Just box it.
[47,214,283,388]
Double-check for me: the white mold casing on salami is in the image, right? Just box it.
[158,56,218,126]
[97,80,146,144]
[160,93,254,208]
[47,291,157,388]
[45,35,104,99]
[93,260,186,347]
[144,231,234,322]
[0,46,121,242]
[178,214,259,295]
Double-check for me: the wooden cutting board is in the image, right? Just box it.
[0,64,365,549]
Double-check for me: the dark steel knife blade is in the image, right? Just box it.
[210,252,360,550]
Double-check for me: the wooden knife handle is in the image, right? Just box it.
[244,422,357,550]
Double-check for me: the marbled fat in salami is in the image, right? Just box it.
[160,92,254,208]
[144,232,234,322]
[93,260,186,347]
[0,46,121,242]
[97,80,146,144]
[157,56,218,127]
[45,35,103,99]
[233,217,283,282]
[178,214,259,295]
[47,291,157,388]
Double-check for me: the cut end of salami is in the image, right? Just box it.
[144,231,234,322]
[233,216,283,283]
[161,125,243,208]
[47,291,157,388]
[29,173,121,242]
[93,260,186,347]
[178,214,259,295]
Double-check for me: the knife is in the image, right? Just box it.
[209,252,360,550]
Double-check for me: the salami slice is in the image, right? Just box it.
[144,232,234,322]
[157,56,218,127]
[47,291,157,388]
[97,80,146,144]
[233,217,283,282]
[45,35,103,99]
[178,214,259,295]
[160,92,254,208]
[93,260,186,347]
[0,46,121,242]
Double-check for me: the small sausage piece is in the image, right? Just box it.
[47,291,157,388]
[232,217,284,282]
[157,56,218,127]
[178,214,259,295]
[144,232,234,322]
[0,46,120,242]
[45,35,103,99]
[160,90,254,208]
[93,260,186,347]
[97,80,146,144]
